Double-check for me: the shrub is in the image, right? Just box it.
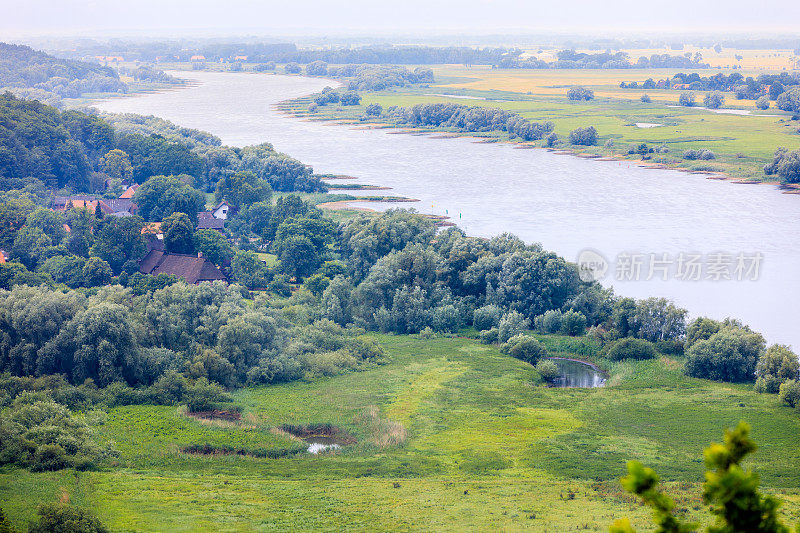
[544,132,559,147]
[567,86,594,101]
[611,423,796,533]
[29,504,109,533]
[703,91,725,109]
[684,326,765,383]
[498,311,530,343]
[502,334,548,365]
[560,309,587,336]
[479,328,499,344]
[418,326,435,339]
[682,149,716,160]
[755,344,800,393]
[640,94,652,103]
[339,92,362,106]
[568,126,598,146]
[535,359,560,382]
[606,337,657,361]
[365,103,383,116]
[776,87,800,112]
[473,304,502,331]
[779,379,800,408]
[686,317,721,348]
[431,304,461,333]
[755,95,770,110]
[678,91,696,107]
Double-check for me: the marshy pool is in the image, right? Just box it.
[548,358,606,388]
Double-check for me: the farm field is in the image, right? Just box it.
[2,334,798,532]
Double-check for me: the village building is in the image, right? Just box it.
[196,211,225,231]
[139,250,227,284]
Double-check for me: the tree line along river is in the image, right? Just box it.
[94,71,800,349]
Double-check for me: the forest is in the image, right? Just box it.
[0,43,126,107]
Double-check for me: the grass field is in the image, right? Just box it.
[2,334,798,531]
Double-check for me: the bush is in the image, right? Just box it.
[560,310,587,336]
[568,126,598,146]
[29,504,109,533]
[501,334,548,365]
[365,103,383,117]
[640,94,652,103]
[566,86,594,101]
[473,304,502,331]
[544,132,559,147]
[606,337,657,361]
[418,326,435,339]
[339,92,362,106]
[755,95,770,110]
[684,326,765,382]
[682,148,716,160]
[498,311,530,343]
[479,328,499,344]
[678,91,696,107]
[778,379,800,408]
[755,344,800,393]
[535,359,559,382]
[703,91,725,109]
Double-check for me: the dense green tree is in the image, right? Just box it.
[776,87,800,112]
[685,325,765,382]
[0,195,36,248]
[277,234,320,280]
[755,344,800,394]
[10,226,51,270]
[82,257,112,287]
[161,212,195,254]
[131,175,206,222]
[568,126,598,145]
[90,216,146,273]
[566,86,594,101]
[99,148,133,182]
[193,229,233,265]
[231,251,270,289]
[214,170,272,211]
[704,91,725,109]
[116,133,204,183]
[678,91,696,106]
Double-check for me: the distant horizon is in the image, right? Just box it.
[2,0,800,41]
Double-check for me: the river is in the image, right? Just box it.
[93,71,800,348]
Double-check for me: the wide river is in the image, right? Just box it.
[94,71,800,348]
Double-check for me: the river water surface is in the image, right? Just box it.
[93,72,800,348]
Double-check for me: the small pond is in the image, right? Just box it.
[305,436,346,454]
[548,358,606,388]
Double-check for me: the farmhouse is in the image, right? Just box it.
[196,211,225,231]
[139,250,227,284]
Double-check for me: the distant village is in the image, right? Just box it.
[50,184,232,284]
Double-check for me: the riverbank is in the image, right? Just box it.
[278,94,799,190]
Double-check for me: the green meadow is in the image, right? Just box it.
[2,334,798,531]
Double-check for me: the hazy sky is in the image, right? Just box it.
[2,0,799,38]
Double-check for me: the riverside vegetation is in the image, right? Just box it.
[288,64,800,185]
[0,49,799,531]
